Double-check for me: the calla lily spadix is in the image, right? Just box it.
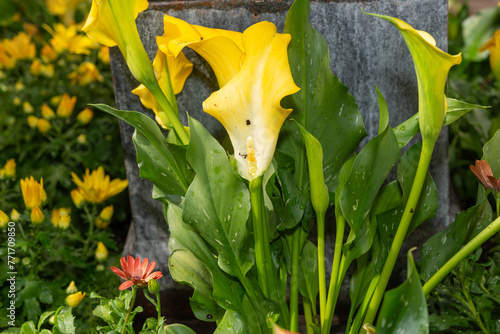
[202,21,300,180]
[365,11,462,145]
[157,15,244,88]
[132,49,193,129]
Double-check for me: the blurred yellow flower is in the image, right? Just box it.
[37,119,52,134]
[40,63,55,78]
[94,217,109,229]
[76,134,87,144]
[98,46,110,64]
[71,166,128,204]
[1,32,36,60]
[41,104,56,120]
[50,95,62,106]
[76,108,94,124]
[30,59,41,75]
[45,0,87,26]
[0,210,8,228]
[27,116,38,129]
[68,62,103,86]
[45,23,97,55]
[23,101,34,114]
[1,159,16,179]
[71,189,85,208]
[0,47,15,69]
[20,176,47,210]
[12,97,21,106]
[11,209,21,222]
[132,48,192,129]
[99,205,113,221]
[65,291,85,307]
[480,30,500,80]
[15,81,25,91]
[51,208,71,229]
[95,241,108,261]
[66,281,78,294]
[56,93,77,118]
[31,206,45,224]
[41,44,58,62]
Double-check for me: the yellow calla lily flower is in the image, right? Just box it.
[366,12,461,145]
[203,21,300,180]
[157,15,243,88]
[480,30,500,81]
[132,48,193,129]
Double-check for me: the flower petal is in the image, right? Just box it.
[110,266,128,280]
[119,280,135,290]
[202,21,299,180]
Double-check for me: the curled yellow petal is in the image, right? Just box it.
[203,21,300,180]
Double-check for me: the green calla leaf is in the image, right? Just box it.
[213,310,247,334]
[298,240,319,313]
[375,249,428,334]
[340,126,401,264]
[166,204,246,314]
[483,129,500,175]
[91,103,191,194]
[132,129,193,205]
[444,98,490,126]
[169,249,225,321]
[183,116,253,278]
[376,86,390,135]
[164,324,197,334]
[280,0,366,202]
[377,142,438,250]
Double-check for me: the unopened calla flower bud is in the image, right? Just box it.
[65,291,85,307]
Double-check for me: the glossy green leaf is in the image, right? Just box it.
[483,129,500,175]
[164,324,197,334]
[183,116,253,278]
[420,193,492,281]
[375,250,428,333]
[280,0,366,196]
[21,321,37,334]
[133,129,193,205]
[166,204,246,314]
[169,249,225,321]
[340,126,400,263]
[299,240,319,310]
[214,310,247,334]
[376,86,389,135]
[54,307,75,334]
[377,142,438,250]
[444,98,490,126]
[38,310,56,331]
[91,103,191,193]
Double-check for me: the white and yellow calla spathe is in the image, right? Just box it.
[367,12,461,145]
[201,21,300,180]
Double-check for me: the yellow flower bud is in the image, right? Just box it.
[50,95,62,106]
[40,64,55,78]
[76,134,87,144]
[41,104,55,120]
[0,210,9,228]
[66,281,78,294]
[23,101,34,114]
[21,176,46,210]
[71,189,85,208]
[10,209,21,222]
[58,214,71,229]
[36,118,52,134]
[30,59,41,75]
[31,206,45,224]
[99,205,114,221]
[76,108,94,125]
[56,93,77,118]
[41,44,57,62]
[15,81,25,91]
[94,217,109,229]
[98,46,110,64]
[95,241,108,261]
[27,115,38,128]
[2,159,16,179]
[12,97,21,106]
[65,291,85,307]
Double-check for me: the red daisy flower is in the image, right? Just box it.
[470,160,500,193]
[110,255,163,290]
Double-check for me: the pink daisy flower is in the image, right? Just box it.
[111,255,163,290]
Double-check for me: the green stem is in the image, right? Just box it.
[423,215,500,296]
[122,285,138,334]
[155,292,162,331]
[250,175,273,297]
[323,215,346,334]
[82,205,96,258]
[495,194,499,218]
[317,211,326,330]
[361,139,435,330]
[290,227,301,332]
[303,296,314,334]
